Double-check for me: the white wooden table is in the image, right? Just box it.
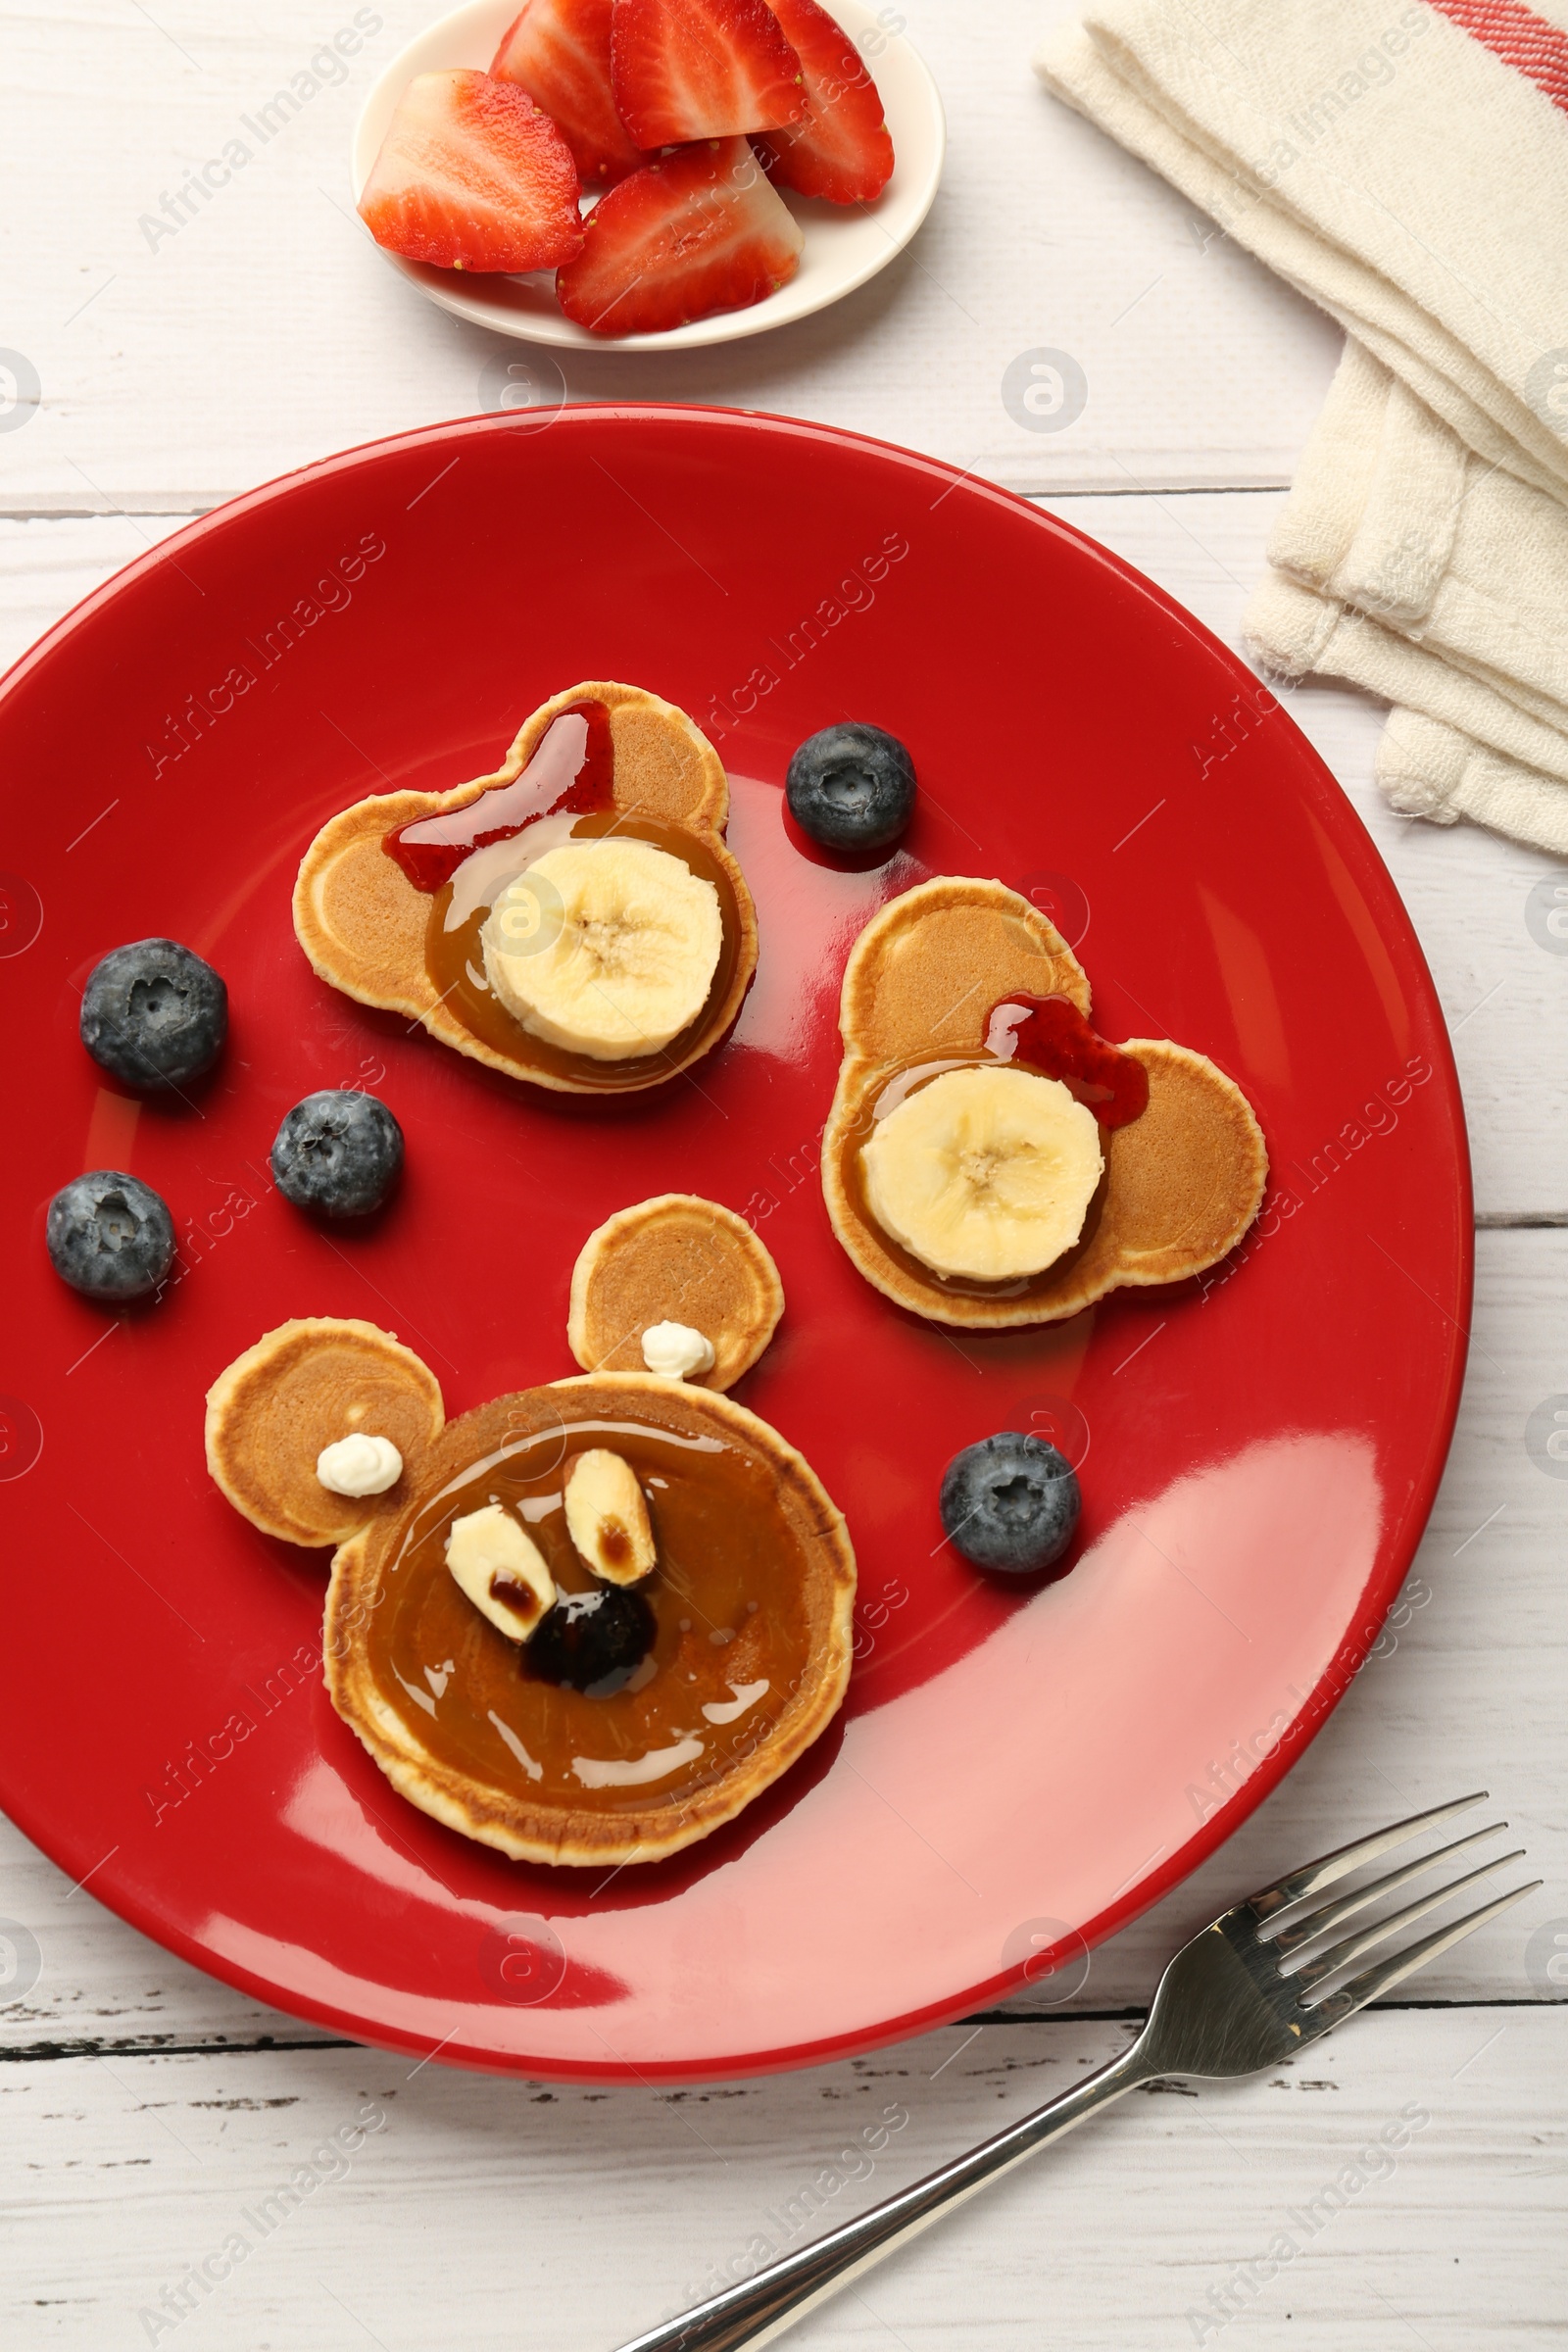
[3,5,1564,2345]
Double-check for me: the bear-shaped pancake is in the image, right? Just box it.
[822,877,1268,1329]
[205,1221,852,1869]
[293,680,758,1095]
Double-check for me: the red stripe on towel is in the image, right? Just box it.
[1425,0,1568,114]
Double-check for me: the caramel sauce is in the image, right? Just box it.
[600,1520,631,1570]
[385,702,615,892]
[422,809,744,1089]
[364,1417,814,1817]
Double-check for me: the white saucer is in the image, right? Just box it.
[350,0,946,352]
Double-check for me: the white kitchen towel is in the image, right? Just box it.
[1240,335,1568,846]
[1266,340,1568,731]
[1376,709,1568,852]
[1035,0,1568,852]
[1245,559,1568,772]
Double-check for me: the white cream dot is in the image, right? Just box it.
[317,1433,402,1497]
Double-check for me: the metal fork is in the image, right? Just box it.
[615,1792,1536,2352]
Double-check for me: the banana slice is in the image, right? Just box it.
[564,1448,657,1586]
[861,1064,1102,1282]
[447,1503,556,1642]
[482,838,722,1061]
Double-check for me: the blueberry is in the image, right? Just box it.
[785,722,916,853]
[46,1169,175,1301]
[79,939,227,1092]
[940,1433,1080,1575]
[270,1090,404,1219]
[528,1585,657,1697]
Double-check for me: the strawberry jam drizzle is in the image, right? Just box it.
[986,995,1150,1128]
[384,700,614,894]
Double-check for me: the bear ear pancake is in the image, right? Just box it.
[837,877,1091,1072]
[567,1194,784,1392]
[511,681,729,829]
[294,796,443,1016]
[1106,1042,1269,1284]
[204,1317,444,1548]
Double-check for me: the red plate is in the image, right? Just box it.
[0,408,1470,2080]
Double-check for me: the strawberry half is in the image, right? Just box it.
[754,0,893,203]
[358,70,583,272]
[556,135,803,335]
[610,0,807,147]
[491,0,645,185]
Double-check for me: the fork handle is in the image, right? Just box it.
[613,2038,1152,2352]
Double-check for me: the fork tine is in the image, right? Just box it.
[1307,1880,1542,2017]
[1268,1822,1508,1956]
[1289,1850,1527,1989]
[1248,1790,1489,1920]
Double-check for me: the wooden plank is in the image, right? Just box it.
[0,2011,1560,2348]
[0,0,1343,502]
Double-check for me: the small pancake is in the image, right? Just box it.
[822,878,1268,1329]
[567,1194,784,1391]
[291,680,759,1095]
[324,1373,857,1866]
[838,872,1091,1059]
[204,1317,445,1546]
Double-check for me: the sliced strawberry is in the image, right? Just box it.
[358,70,583,272]
[491,0,645,185]
[754,0,893,203]
[556,136,803,335]
[610,0,807,146]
